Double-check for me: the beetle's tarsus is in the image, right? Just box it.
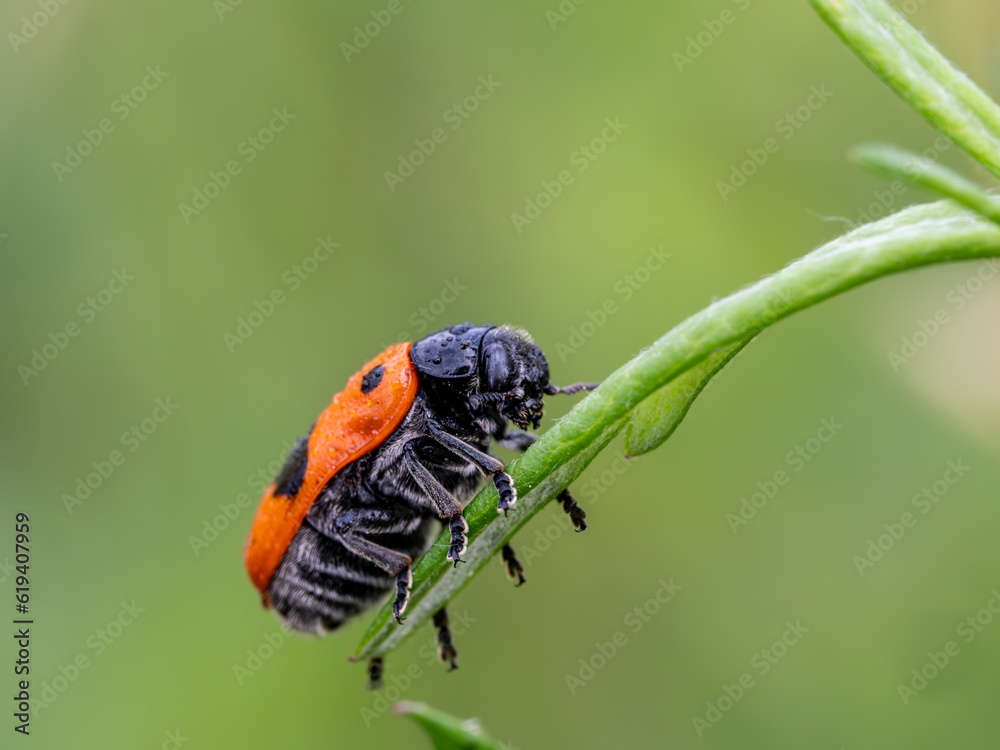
[366,657,384,690]
[501,543,526,586]
[557,488,588,532]
[446,514,468,564]
[434,608,459,671]
[493,471,517,513]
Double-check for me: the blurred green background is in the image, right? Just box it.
[3,0,1000,747]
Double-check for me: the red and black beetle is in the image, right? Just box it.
[244,323,595,677]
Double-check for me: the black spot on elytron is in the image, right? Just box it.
[274,430,311,498]
[361,365,385,394]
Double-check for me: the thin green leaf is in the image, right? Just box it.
[811,0,1000,177]
[625,337,753,457]
[851,142,1000,224]
[394,702,505,750]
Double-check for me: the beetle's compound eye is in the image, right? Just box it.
[483,343,515,393]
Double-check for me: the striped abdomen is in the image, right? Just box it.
[268,500,435,635]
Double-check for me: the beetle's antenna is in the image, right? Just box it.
[544,382,600,396]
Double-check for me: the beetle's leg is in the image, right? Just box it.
[366,657,384,690]
[392,568,413,623]
[445,514,469,565]
[403,443,468,564]
[335,530,412,575]
[337,536,411,623]
[333,508,415,623]
[496,429,537,452]
[492,472,517,514]
[556,488,587,532]
[501,543,526,586]
[425,419,517,514]
[544,382,601,396]
[499,428,589,532]
[427,421,505,473]
[433,607,458,671]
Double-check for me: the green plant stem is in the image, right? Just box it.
[354,200,1000,662]
[857,0,1000,142]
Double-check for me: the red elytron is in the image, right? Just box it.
[244,343,418,602]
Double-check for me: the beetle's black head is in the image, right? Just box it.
[476,326,550,429]
[410,323,550,430]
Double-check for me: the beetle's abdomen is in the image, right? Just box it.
[268,510,435,634]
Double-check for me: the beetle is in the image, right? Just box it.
[244,323,596,683]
